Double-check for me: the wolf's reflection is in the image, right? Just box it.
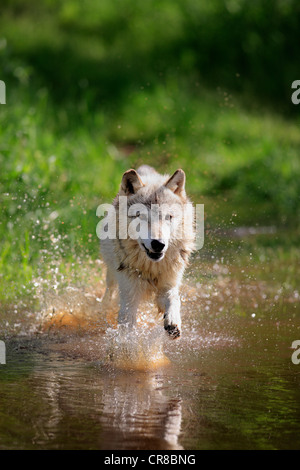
[99,373,183,449]
[33,362,183,450]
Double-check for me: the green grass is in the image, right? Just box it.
[1,81,299,303]
[0,0,300,304]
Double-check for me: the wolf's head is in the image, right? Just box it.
[118,168,193,262]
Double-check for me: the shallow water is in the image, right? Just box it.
[1,234,300,450]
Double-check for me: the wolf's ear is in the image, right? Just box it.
[165,169,186,198]
[120,169,144,195]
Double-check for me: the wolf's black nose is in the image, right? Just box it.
[151,239,165,252]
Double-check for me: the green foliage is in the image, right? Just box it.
[0,0,299,301]
[1,0,300,108]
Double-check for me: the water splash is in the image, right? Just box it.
[38,274,170,371]
[105,324,170,371]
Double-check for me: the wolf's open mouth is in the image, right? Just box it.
[142,243,164,261]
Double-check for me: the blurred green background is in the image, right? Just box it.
[0,0,300,303]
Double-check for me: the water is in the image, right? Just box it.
[1,233,300,450]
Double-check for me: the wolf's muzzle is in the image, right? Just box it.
[151,239,165,253]
[142,243,164,261]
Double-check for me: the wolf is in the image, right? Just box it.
[100,165,195,338]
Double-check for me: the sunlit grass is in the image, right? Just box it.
[0,0,300,304]
[1,81,300,303]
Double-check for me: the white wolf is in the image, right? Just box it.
[100,165,195,338]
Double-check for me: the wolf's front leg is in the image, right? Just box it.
[117,274,142,328]
[101,266,117,309]
[157,287,181,339]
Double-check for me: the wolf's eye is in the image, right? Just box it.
[165,214,173,221]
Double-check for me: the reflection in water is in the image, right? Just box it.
[1,242,300,450]
[1,309,300,450]
[99,374,183,449]
[27,357,183,450]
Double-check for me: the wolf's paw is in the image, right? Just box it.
[164,324,181,339]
